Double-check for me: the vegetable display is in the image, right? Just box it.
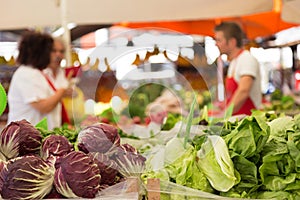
[2,101,300,199]
[0,120,145,199]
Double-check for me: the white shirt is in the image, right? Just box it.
[7,66,67,130]
[43,68,69,90]
[227,50,262,109]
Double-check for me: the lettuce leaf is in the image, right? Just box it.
[197,135,238,192]
[223,115,270,159]
[142,142,213,193]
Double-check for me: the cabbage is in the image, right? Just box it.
[0,155,55,199]
[0,119,42,160]
[77,123,121,154]
[54,151,101,198]
[112,143,146,177]
[89,152,119,186]
[40,135,74,160]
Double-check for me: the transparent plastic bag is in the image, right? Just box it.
[96,177,141,200]
[145,179,267,200]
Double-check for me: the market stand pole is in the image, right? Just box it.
[60,0,72,66]
[291,44,298,72]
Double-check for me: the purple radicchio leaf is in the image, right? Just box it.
[77,123,120,154]
[41,134,74,160]
[89,152,119,186]
[112,143,146,177]
[0,155,55,199]
[54,151,101,198]
[0,119,42,160]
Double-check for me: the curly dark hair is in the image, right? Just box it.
[16,31,54,70]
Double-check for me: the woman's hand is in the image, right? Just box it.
[63,87,78,98]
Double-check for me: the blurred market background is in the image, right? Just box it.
[1,0,300,127]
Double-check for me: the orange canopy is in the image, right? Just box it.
[117,0,299,40]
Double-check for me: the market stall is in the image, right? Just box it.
[2,0,300,199]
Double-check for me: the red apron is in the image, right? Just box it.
[225,50,256,115]
[225,77,256,115]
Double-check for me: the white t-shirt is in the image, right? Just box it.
[227,50,262,109]
[7,66,67,130]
